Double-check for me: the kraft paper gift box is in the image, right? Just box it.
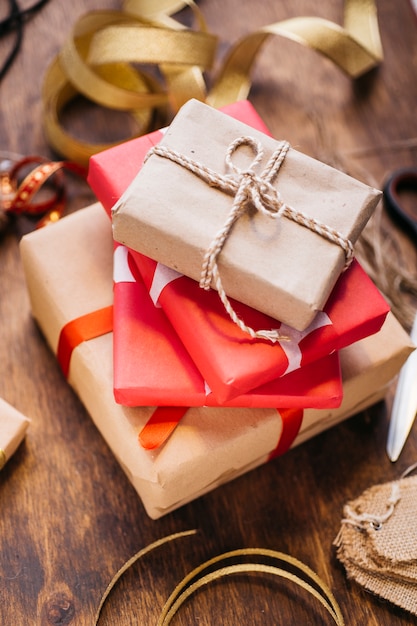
[0,398,30,469]
[88,102,389,403]
[20,204,414,519]
[113,242,342,409]
[111,98,381,331]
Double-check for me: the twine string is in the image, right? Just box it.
[340,464,417,532]
[340,482,401,532]
[145,136,354,342]
[200,136,288,293]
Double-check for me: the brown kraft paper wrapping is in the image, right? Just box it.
[112,100,381,331]
[20,204,412,519]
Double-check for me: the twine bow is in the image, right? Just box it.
[199,136,289,289]
[146,136,354,342]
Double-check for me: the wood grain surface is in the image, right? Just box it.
[1,1,417,624]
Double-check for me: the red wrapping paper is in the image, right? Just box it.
[88,102,270,218]
[132,251,389,402]
[114,243,342,408]
[88,100,389,403]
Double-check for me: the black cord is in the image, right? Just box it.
[0,0,52,81]
[0,1,23,81]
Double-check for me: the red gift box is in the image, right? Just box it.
[88,100,389,403]
[132,250,388,402]
[114,243,342,409]
[89,102,270,219]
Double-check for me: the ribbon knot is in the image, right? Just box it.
[145,134,353,342]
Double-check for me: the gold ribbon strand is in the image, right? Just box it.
[42,0,383,166]
[94,532,345,625]
[207,0,383,108]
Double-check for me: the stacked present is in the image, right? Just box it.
[20,99,414,518]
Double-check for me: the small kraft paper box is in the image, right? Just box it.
[20,204,414,519]
[111,99,381,331]
[113,242,342,409]
[0,398,30,469]
[88,102,389,403]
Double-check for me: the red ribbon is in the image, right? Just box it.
[269,408,304,459]
[139,407,189,450]
[4,156,87,228]
[56,307,188,449]
[139,406,303,454]
[57,307,303,454]
[57,306,113,378]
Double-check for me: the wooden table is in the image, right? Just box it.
[1,1,417,624]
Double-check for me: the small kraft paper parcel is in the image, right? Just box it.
[112,99,381,332]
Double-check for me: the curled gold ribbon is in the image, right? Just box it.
[208,0,383,107]
[42,0,383,165]
[95,534,345,625]
[94,529,197,624]
[158,548,345,625]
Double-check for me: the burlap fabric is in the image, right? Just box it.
[334,469,417,615]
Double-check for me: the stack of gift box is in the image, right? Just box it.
[20,99,414,518]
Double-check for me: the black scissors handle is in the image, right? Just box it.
[383,167,417,243]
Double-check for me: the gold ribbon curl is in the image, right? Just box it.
[42,0,383,166]
[158,548,345,625]
[95,532,345,625]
